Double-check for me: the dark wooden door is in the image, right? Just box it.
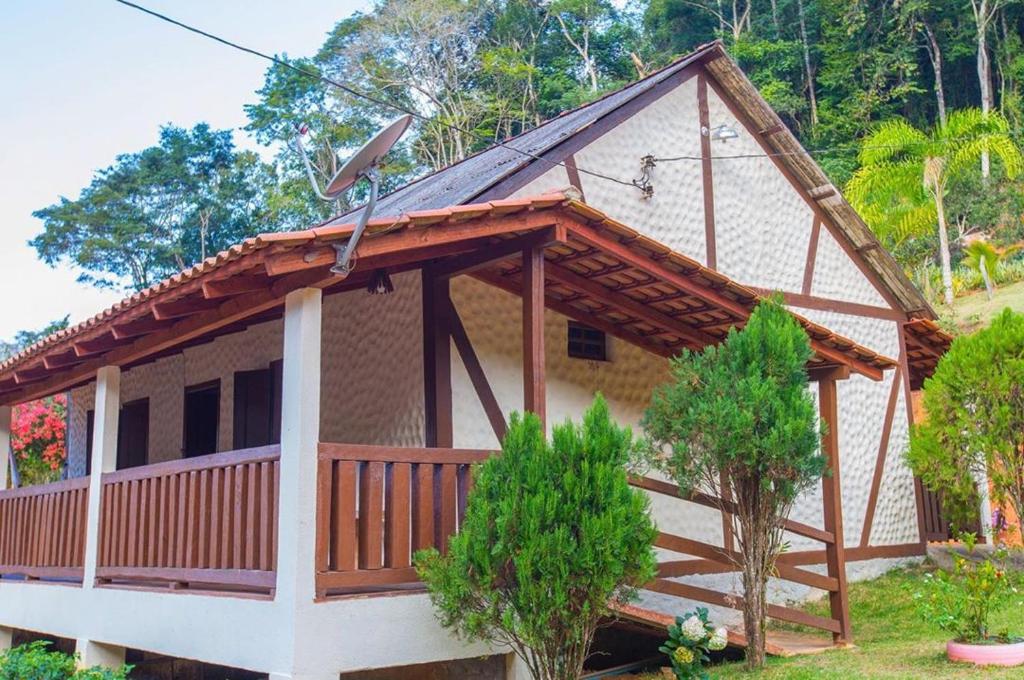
[183,381,220,458]
[116,399,149,470]
[232,362,282,449]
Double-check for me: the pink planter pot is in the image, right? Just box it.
[947,639,1024,667]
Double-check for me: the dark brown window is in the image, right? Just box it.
[116,399,149,470]
[567,322,607,361]
[183,380,220,458]
[233,360,283,450]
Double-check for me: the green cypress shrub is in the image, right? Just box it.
[643,298,825,669]
[416,395,657,680]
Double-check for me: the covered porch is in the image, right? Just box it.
[0,194,895,646]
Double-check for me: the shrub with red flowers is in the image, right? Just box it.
[10,394,67,486]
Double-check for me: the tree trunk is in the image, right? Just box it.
[796,0,818,128]
[769,0,780,38]
[935,188,955,305]
[980,257,995,299]
[973,0,995,178]
[979,31,993,178]
[924,23,947,128]
[741,548,767,669]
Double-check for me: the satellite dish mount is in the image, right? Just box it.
[293,114,414,277]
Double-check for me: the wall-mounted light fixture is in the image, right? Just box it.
[709,124,739,142]
[367,268,395,295]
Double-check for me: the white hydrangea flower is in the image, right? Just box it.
[707,627,729,651]
[681,615,707,642]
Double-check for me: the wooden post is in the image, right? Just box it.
[819,373,852,644]
[422,268,453,448]
[522,246,546,426]
[83,365,120,587]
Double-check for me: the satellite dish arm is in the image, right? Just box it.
[292,133,335,202]
[331,165,380,277]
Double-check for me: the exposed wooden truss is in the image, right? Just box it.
[0,195,900,405]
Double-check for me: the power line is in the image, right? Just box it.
[655,130,1024,163]
[111,0,641,190]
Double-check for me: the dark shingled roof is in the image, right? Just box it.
[331,44,715,223]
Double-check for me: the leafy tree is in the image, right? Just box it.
[962,239,1020,298]
[845,108,1023,305]
[1,317,71,488]
[416,395,657,680]
[643,298,824,669]
[10,395,67,487]
[32,124,278,291]
[908,308,1024,533]
[0,641,131,680]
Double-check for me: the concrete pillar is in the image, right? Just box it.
[273,288,324,678]
[506,653,532,680]
[82,366,120,587]
[0,405,10,490]
[75,639,126,670]
[0,626,13,652]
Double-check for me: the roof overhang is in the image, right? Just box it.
[0,194,897,405]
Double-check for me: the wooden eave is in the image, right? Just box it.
[699,46,935,319]
[0,193,896,405]
[903,318,954,389]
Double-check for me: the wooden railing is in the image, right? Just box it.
[97,445,280,593]
[314,443,490,597]
[630,475,847,637]
[0,477,90,581]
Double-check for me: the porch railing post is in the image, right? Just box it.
[819,372,852,644]
[522,245,546,428]
[273,288,323,675]
[422,267,453,448]
[82,365,120,587]
[0,405,10,490]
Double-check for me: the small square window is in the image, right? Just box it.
[568,322,607,361]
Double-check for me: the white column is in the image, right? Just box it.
[0,626,12,652]
[273,288,324,679]
[0,405,10,490]
[506,653,532,680]
[82,366,120,587]
[76,639,125,670]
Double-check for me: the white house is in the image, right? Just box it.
[0,42,951,679]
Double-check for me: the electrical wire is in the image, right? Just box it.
[111,0,641,189]
[655,131,1024,163]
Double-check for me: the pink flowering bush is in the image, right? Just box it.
[10,394,67,486]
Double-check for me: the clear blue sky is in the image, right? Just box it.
[0,0,369,340]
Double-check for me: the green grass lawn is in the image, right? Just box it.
[944,279,1024,333]
[702,564,1024,679]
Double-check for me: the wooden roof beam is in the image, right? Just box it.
[474,270,675,359]
[543,261,719,349]
[111,315,176,340]
[72,332,133,358]
[152,296,225,321]
[566,222,752,318]
[264,212,567,277]
[42,349,88,370]
[0,262,342,406]
[202,274,271,300]
[432,225,566,280]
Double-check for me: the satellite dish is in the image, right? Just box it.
[324,114,413,198]
[290,114,413,277]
